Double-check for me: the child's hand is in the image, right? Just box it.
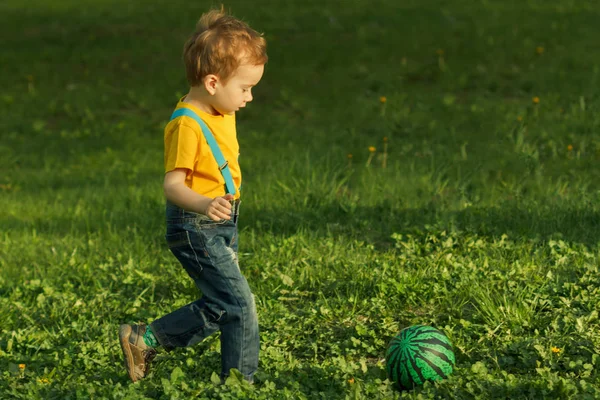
[205,194,234,222]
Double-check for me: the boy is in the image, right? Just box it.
[119,8,267,383]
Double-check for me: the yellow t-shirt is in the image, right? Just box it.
[164,99,241,200]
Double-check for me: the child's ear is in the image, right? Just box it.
[203,74,218,95]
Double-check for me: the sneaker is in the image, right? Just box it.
[119,324,157,382]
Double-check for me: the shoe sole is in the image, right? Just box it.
[119,324,137,382]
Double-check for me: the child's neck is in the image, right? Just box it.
[183,87,220,116]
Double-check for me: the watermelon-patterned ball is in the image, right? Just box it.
[385,325,455,390]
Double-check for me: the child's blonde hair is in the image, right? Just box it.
[183,8,268,86]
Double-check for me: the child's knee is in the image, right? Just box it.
[227,292,257,321]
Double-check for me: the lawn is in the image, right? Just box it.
[2,0,600,398]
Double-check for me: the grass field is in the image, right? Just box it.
[2,0,600,398]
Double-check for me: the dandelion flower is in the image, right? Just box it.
[532,97,540,104]
[348,378,355,384]
[383,136,388,143]
[347,153,353,159]
[536,46,545,55]
[19,364,25,370]
[517,116,523,121]
[551,346,561,354]
[366,147,376,167]
[379,96,388,116]
[567,144,573,152]
[436,49,445,56]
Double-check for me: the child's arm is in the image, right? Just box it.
[163,168,233,221]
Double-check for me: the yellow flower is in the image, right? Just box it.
[347,153,353,159]
[567,144,573,152]
[379,96,387,104]
[517,116,523,121]
[383,136,388,143]
[37,378,50,384]
[369,146,376,153]
[348,377,355,384]
[436,49,444,56]
[551,346,561,354]
[19,364,25,370]
[536,46,545,55]
[532,97,540,104]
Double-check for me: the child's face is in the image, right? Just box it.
[213,63,264,115]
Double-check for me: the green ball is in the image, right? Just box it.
[386,325,455,390]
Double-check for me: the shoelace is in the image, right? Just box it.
[142,348,157,374]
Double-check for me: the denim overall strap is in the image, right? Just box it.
[170,108,237,196]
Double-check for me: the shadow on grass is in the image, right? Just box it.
[4,196,600,250]
[457,378,584,399]
[255,362,352,398]
[241,199,600,249]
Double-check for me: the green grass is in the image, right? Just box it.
[2,0,600,398]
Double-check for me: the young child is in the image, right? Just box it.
[119,8,267,383]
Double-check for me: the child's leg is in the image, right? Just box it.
[150,221,259,381]
[192,254,258,383]
[148,297,222,348]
